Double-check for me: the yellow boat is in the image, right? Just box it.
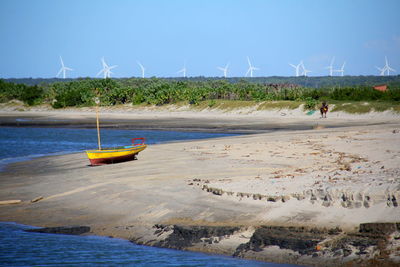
[85,95,147,166]
[86,138,147,166]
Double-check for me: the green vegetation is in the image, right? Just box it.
[0,77,399,113]
[330,101,400,114]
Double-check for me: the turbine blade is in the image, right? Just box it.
[137,61,145,70]
[247,57,251,67]
[101,57,108,68]
[59,56,64,67]
[97,69,104,77]
[56,68,63,77]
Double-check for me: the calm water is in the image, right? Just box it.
[0,127,293,266]
[0,127,237,165]
[0,223,292,267]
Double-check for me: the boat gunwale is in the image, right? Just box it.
[86,144,147,154]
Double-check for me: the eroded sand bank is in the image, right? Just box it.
[0,108,399,266]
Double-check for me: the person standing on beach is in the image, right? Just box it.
[320,102,328,118]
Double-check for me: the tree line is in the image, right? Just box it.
[4,75,400,88]
[1,78,399,109]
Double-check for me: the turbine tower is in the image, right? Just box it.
[245,57,259,77]
[217,62,230,78]
[325,57,335,76]
[177,62,187,78]
[137,61,145,78]
[334,62,346,76]
[300,62,311,76]
[289,61,302,77]
[56,56,73,79]
[97,57,117,79]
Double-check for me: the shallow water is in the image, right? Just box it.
[0,223,295,267]
[0,127,237,167]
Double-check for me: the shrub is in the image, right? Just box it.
[304,97,317,110]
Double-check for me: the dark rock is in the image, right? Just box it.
[359,222,400,235]
[26,226,90,235]
[328,227,342,235]
[154,225,240,249]
[234,226,325,256]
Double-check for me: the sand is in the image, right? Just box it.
[0,104,399,266]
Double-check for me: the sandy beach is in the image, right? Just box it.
[0,105,399,266]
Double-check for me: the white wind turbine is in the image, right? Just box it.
[56,56,73,79]
[376,57,396,76]
[334,62,346,76]
[300,62,312,76]
[245,57,259,77]
[177,62,187,78]
[137,61,145,78]
[383,56,396,76]
[289,61,303,77]
[217,62,230,78]
[97,57,117,78]
[325,57,335,76]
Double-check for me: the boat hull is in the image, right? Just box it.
[86,144,147,166]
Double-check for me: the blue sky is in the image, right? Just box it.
[0,0,399,78]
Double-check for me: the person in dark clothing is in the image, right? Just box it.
[320,102,328,118]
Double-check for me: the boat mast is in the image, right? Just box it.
[94,95,101,150]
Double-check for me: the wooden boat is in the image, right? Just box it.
[85,95,147,165]
[86,138,147,165]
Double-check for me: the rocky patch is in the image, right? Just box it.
[144,222,400,267]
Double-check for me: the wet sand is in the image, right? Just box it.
[0,107,399,266]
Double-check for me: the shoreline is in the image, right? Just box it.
[1,106,400,134]
[0,108,399,266]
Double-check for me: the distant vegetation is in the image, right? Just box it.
[4,75,400,88]
[1,77,399,111]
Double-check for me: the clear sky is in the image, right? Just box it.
[0,0,399,78]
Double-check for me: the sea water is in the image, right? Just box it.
[0,127,237,167]
[0,223,296,267]
[0,127,295,266]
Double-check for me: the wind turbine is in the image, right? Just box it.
[383,56,396,76]
[325,57,335,76]
[97,57,117,79]
[217,62,229,78]
[177,62,187,78]
[334,62,346,76]
[289,61,302,77]
[376,57,396,76]
[300,62,311,76]
[56,56,73,79]
[137,61,145,78]
[245,57,259,77]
